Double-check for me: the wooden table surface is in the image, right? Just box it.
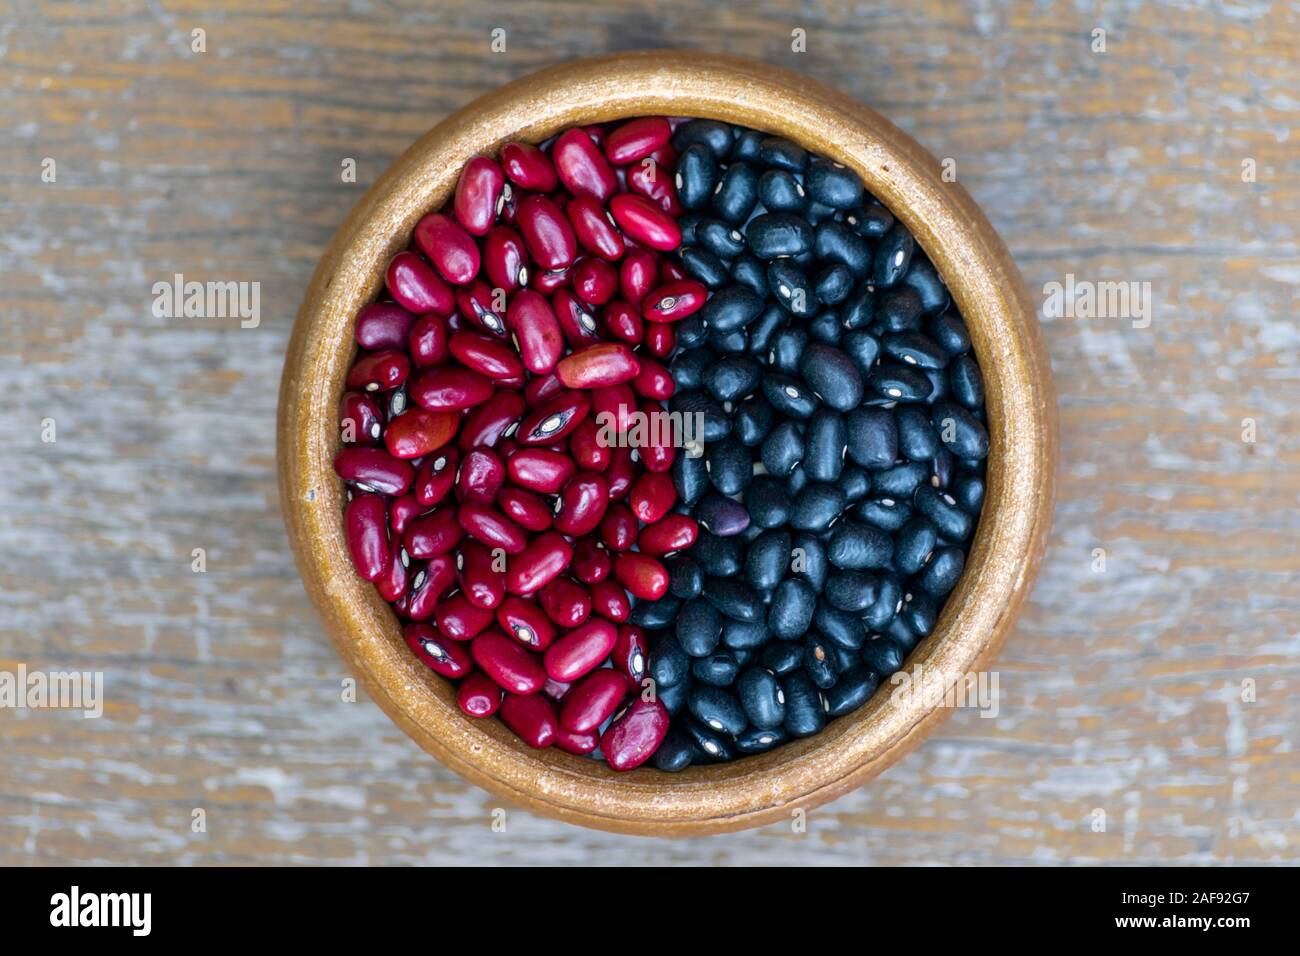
[3,0,1297,865]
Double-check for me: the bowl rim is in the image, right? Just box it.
[277,50,1057,835]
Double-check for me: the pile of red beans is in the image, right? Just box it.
[336,117,700,770]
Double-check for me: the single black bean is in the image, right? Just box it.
[677,598,723,657]
[650,634,690,687]
[824,667,880,718]
[841,331,881,380]
[815,264,854,305]
[808,310,843,344]
[692,650,741,688]
[758,136,807,171]
[805,158,864,209]
[872,222,915,287]
[896,404,940,460]
[920,545,965,597]
[785,462,809,496]
[814,220,872,276]
[688,686,747,736]
[789,482,845,533]
[845,406,898,470]
[660,679,691,716]
[767,259,816,317]
[734,395,775,446]
[680,245,729,288]
[876,286,924,333]
[886,613,920,653]
[872,460,928,498]
[703,354,761,403]
[737,667,786,729]
[841,284,876,329]
[670,389,731,441]
[746,303,787,355]
[803,408,847,482]
[730,254,769,297]
[930,442,954,489]
[860,636,905,677]
[708,325,748,354]
[948,354,984,409]
[694,493,751,538]
[782,671,826,737]
[902,255,950,314]
[930,400,989,460]
[723,617,769,650]
[745,474,793,528]
[669,346,714,391]
[952,475,985,515]
[711,162,760,223]
[675,315,708,348]
[731,128,764,162]
[692,530,744,577]
[735,726,788,753]
[652,730,695,771]
[677,212,701,246]
[702,577,764,622]
[791,531,830,593]
[746,212,814,258]
[828,521,893,570]
[825,570,879,612]
[798,342,865,412]
[699,284,765,332]
[894,516,939,576]
[631,594,681,629]
[868,361,931,402]
[769,325,808,374]
[768,578,816,640]
[672,119,733,158]
[836,464,871,503]
[746,528,792,591]
[900,588,938,637]
[803,634,838,689]
[864,573,902,631]
[760,419,804,476]
[883,330,946,369]
[682,716,737,761]
[757,169,807,211]
[926,311,971,356]
[760,641,803,675]
[762,373,819,420]
[675,143,721,210]
[672,444,710,506]
[846,202,893,238]
[667,555,704,600]
[814,601,867,650]
[696,218,747,259]
[855,496,913,532]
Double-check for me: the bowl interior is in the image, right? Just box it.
[278,52,1054,834]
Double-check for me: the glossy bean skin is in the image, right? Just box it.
[552,128,619,201]
[343,494,391,581]
[457,671,504,717]
[516,390,591,445]
[457,502,528,554]
[405,623,473,679]
[384,409,458,459]
[556,342,641,389]
[453,156,506,237]
[499,693,559,748]
[334,446,415,496]
[609,194,682,251]
[414,213,481,285]
[505,532,573,595]
[560,669,629,733]
[543,618,618,682]
[472,630,547,694]
[539,576,592,629]
[600,697,670,771]
[496,595,556,651]
[566,195,625,261]
[501,141,557,192]
[604,116,672,165]
[517,195,578,271]
[506,448,576,494]
[386,251,455,316]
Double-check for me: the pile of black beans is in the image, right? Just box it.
[633,120,990,770]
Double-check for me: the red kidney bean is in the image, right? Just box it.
[572,258,618,306]
[582,124,608,145]
[641,279,708,322]
[458,390,525,449]
[644,322,675,359]
[612,552,669,600]
[386,251,455,316]
[414,213,480,285]
[601,696,669,771]
[505,447,575,493]
[560,668,629,733]
[551,289,602,348]
[637,513,699,557]
[516,389,591,445]
[453,156,506,237]
[449,331,525,380]
[408,313,450,367]
[659,258,687,283]
[628,470,676,523]
[455,280,509,338]
[505,531,572,595]
[500,141,557,192]
[457,671,503,717]
[529,265,572,295]
[458,540,505,609]
[568,417,610,472]
[517,195,577,271]
[435,590,495,640]
[524,370,564,407]
[601,301,643,344]
[571,536,611,584]
[539,576,592,629]
[497,486,552,531]
[628,144,682,216]
[405,623,473,678]
[340,391,384,445]
[619,248,659,304]
[565,195,625,261]
[543,676,571,701]
[414,447,459,506]
[346,349,409,392]
[409,367,494,411]
[403,506,463,559]
[384,408,458,459]
[355,302,417,350]
[604,445,638,501]
[505,289,564,375]
[375,548,410,602]
[472,630,547,695]
[495,595,556,651]
[599,504,638,551]
[543,618,618,682]
[483,225,529,291]
[636,399,676,473]
[609,194,681,251]
[611,623,648,689]
[556,343,641,390]
[631,356,674,400]
[603,117,671,165]
[591,578,631,624]
[553,471,609,537]
[552,128,618,201]
[457,502,528,554]
[334,446,415,495]
[455,448,505,503]
[499,692,558,749]
[388,493,430,536]
[404,554,457,621]
[553,726,599,755]
[343,494,390,581]
[591,384,637,435]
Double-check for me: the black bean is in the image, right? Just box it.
[894,516,939,575]
[677,598,723,657]
[789,482,845,533]
[814,220,872,276]
[842,284,876,329]
[731,128,764,162]
[737,667,785,729]
[767,259,816,317]
[864,573,902,631]
[682,716,737,761]
[803,634,838,689]
[828,521,893,570]
[680,245,729,287]
[735,726,788,753]
[745,528,792,591]
[886,613,920,652]
[692,530,744,577]
[798,342,865,412]
[868,361,932,402]
[746,303,787,354]
[846,202,893,238]
[952,475,985,515]
[808,310,843,344]
[694,493,751,538]
[814,263,854,305]
[675,143,721,209]
[948,354,985,409]
[760,419,804,476]
[757,169,807,211]
[769,325,808,374]
[883,330,946,369]
[746,212,814,258]
[650,634,690,687]
[672,119,734,158]
[677,212,702,246]
[926,311,971,356]
[697,218,747,259]
[762,373,819,420]
[824,667,880,718]
[675,315,707,348]
[860,636,906,678]
[689,684,748,736]
[814,601,867,650]
[760,641,803,675]
[734,395,775,446]
[872,222,915,287]
[708,325,748,353]
[802,408,847,483]
[672,445,710,506]
[900,588,938,637]
[702,577,764,622]
[725,256,768,302]
[768,578,816,640]
[896,404,939,460]
[758,136,807,171]
[902,255,950,314]
[670,389,731,441]
[632,594,681,629]
[930,400,989,459]
[805,158,864,209]
[845,406,898,469]
[855,496,913,532]
[828,642,859,674]
[836,464,871,503]
[841,331,882,380]
[825,570,879,612]
[703,354,762,403]
[667,555,704,600]
[723,617,769,650]
[652,730,695,771]
[920,545,965,597]
[790,531,830,592]
[699,284,765,332]
[785,462,809,496]
[661,678,691,716]
[872,460,928,498]
[782,671,826,737]
[712,162,760,223]
[692,650,741,687]
[669,346,713,390]
[876,286,924,333]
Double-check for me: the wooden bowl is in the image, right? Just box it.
[277,51,1056,835]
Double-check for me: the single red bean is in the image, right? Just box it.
[458,540,506,609]
[611,623,647,689]
[499,693,558,749]
[334,446,415,495]
[453,156,506,237]
[644,322,675,358]
[631,356,674,400]
[495,595,556,651]
[516,390,591,445]
[560,669,629,733]
[340,391,384,445]
[592,579,631,625]
[483,225,529,291]
[375,548,410,602]
[458,390,525,450]
[553,726,599,755]
[414,213,480,285]
[409,367,494,411]
[403,554,457,621]
[388,493,430,536]
[344,494,390,581]
[517,195,577,271]
[619,248,659,304]
[505,531,573,595]
[506,289,564,375]
[529,264,572,295]
[637,513,699,557]
[568,417,610,472]
[659,258,687,283]
[591,384,638,436]
[604,445,638,501]
[642,280,708,323]
[414,447,459,506]
[565,195,625,261]
[571,259,616,307]
[384,408,458,459]
[472,631,547,695]
[551,289,602,348]
[346,349,409,392]
[628,470,676,523]
[449,330,525,380]
[636,399,676,473]
[543,618,618,682]
[627,144,682,216]
[604,117,671,164]
[435,590,496,640]
[403,506,464,559]
[598,503,638,551]
[456,280,509,338]
[613,552,669,600]
[506,447,575,493]
[571,536,612,584]
[539,576,592,629]
[553,471,609,537]
[457,671,503,718]
[609,194,681,251]
[524,370,564,407]
[601,301,643,344]
[500,142,557,192]
[405,623,472,678]
[497,486,553,531]
[408,313,450,367]
[456,448,505,503]
[552,128,618,201]
[355,302,417,350]
[386,251,455,316]
[601,696,669,771]
[556,343,641,390]
[457,502,528,554]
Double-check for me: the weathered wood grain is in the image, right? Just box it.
[1,0,1297,864]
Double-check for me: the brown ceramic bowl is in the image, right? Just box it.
[277,51,1056,835]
